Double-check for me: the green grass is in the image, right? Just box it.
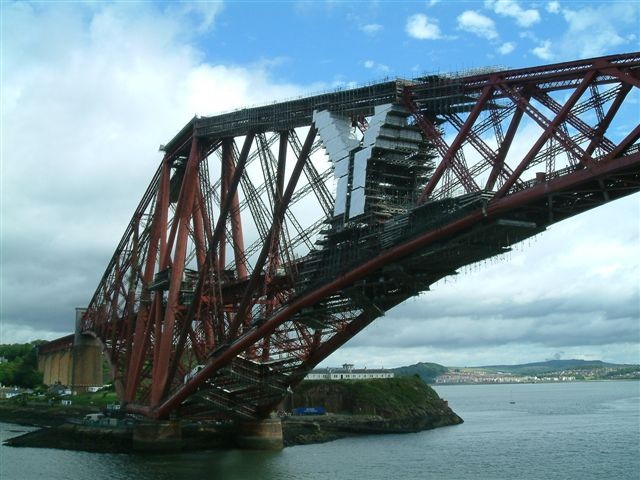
[295,376,446,417]
[68,391,119,407]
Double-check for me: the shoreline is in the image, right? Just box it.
[433,378,640,386]
[0,405,463,452]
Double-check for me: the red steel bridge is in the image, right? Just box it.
[74,52,639,420]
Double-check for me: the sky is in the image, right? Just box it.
[1,0,638,368]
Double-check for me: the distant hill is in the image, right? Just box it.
[474,359,630,375]
[391,359,637,383]
[392,362,448,383]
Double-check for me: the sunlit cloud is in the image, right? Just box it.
[485,0,540,27]
[457,10,498,40]
[360,23,383,35]
[531,39,554,60]
[498,41,516,54]
[406,13,442,40]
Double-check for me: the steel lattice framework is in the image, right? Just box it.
[80,52,640,419]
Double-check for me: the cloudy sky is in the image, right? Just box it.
[1,1,638,368]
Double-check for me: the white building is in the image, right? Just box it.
[305,363,394,381]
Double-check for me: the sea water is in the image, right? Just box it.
[1,380,638,480]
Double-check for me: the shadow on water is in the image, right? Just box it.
[127,449,287,480]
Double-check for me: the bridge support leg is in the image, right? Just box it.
[234,418,283,450]
[72,308,103,391]
[133,421,182,452]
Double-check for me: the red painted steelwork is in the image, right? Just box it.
[155,149,640,418]
[407,55,639,203]
[74,52,639,420]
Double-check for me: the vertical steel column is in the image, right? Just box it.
[228,145,248,280]
[219,140,232,274]
[228,126,317,339]
[163,134,255,397]
[192,196,207,269]
[260,131,289,360]
[151,137,201,406]
[485,100,527,191]
[122,219,140,390]
[125,158,171,402]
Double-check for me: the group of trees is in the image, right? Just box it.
[0,341,46,388]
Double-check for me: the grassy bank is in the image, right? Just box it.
[293,375,453,418]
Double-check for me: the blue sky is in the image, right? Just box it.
[1,1,638,367]
[186,0,638,85]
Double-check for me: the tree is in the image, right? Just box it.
[0,341,45,388]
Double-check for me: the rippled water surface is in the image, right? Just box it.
[2,381,638,480]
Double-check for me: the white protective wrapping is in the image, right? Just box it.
[352,147,370,190]
[334,175,349,216]
[313,110,360,217]
[313,110,359,164]
[348,187,366,218]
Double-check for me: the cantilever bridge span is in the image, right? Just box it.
[75,52,639,420]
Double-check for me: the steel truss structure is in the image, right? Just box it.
[80,52,640,419]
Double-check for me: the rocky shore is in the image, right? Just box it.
[282,409,462,446]
[1,377,463,452]
[3,412,462,452]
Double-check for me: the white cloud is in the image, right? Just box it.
[457,10,498,40]
[406,13,442,40]
[559,3,638,58]
[516,3,637,61]
[498,41,516,54]
[360,23,383,35]
[546,1,560,14]
[531,40,554,60]
[428,0,441,6]
[363,59,390,74]
[166,1,224,32]
[0,2,307,340]
[485,0,541,27]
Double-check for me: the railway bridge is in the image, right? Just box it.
[42,52,639,447]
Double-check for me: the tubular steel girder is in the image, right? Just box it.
[77,52,640,420]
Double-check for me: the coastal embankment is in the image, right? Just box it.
[2,377,462,451]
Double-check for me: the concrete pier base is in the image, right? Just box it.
[235,418,283,450]
[133,421,182,452]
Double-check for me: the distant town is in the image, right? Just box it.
[1,339,639,402]
[304,360,639,385]
[434,370,577,384]
[391,359,640,385]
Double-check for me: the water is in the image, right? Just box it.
[1,381,638,480]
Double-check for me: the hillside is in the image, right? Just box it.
[477,359,630,375]
[293,376,461,426]
[391,362,448,383]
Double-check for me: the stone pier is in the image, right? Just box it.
[132,421,183,452]
[71,308,104,391]
[234,418,284,450]
[37,308,104,391]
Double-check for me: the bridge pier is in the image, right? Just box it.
[131,418,282,451]
[234,418,284,450]
[72,308,103,391]
[132,420,183,452]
